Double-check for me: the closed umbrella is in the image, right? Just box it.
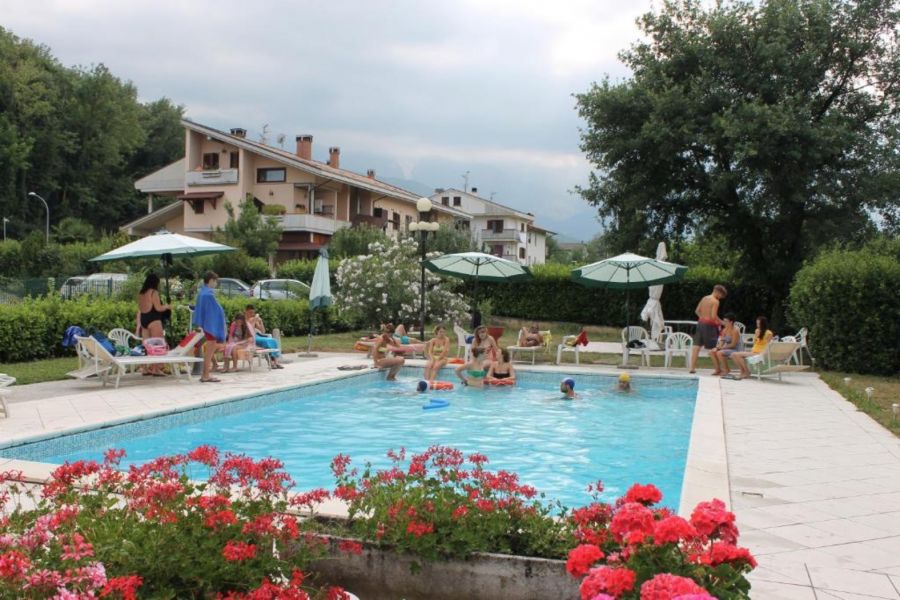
[90,230,236,302]
[302,248,333,356]
[424,252,532,328]
[640,242,669,346]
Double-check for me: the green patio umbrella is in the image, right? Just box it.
[571,252,687,327]
[90,230,236,302]
[302,248,333,356]
[424,252,532,328]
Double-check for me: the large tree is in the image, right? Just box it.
[576,0,900,315]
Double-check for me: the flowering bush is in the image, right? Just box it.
[568,484,754,599]
[332,446,572,561]
[334,237,469,328]
[0,447,351,599]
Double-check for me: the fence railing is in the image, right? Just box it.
[0,277,124,304]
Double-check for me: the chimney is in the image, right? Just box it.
[434,188,444,193]
[328,147,341,168]
[295,135,313,160]
[230,127,247,138]
[367,169,376,179]
[471,187,478,194]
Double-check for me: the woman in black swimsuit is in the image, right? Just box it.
[486,348,516,385]
[137,274,172,374]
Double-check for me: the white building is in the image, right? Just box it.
[429,188,552,265]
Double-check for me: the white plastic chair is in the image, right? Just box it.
[453,324,471,359]
[793,327,813,366]
[0,374,14,419]
[621,326,651,367]
[107,328,142,351]
[734,322,746,337]
[664,332,693,368]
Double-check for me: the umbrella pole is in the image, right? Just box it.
[472,263,481,330]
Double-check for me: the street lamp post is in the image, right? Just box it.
[2,218,8,241]
[409,197,440,341]
[27,192,50,243]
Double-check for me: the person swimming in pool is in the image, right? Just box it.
[455,347,486,387]
[560,377,577,399]
[617,372,632,392]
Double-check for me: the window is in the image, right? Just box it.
[202,153,219,170]
[453,196,461,207]
[487,219,504,233]
[490,244,503,257]
[519,247,526,259]
[257,168,286,183]
[373,207,384,218]
[405,215,413,229]
[520,223,525,232]
[229,152,239,169]
[392,212,400,229]
[441,196,449,206]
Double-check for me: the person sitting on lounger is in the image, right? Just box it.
[373,325,404,380]
[455,347,487,387]
[486,348,516,385]
[709,312,743,377]
[730,316,774,380]
[244,304,284,369]
[424,325,450,380]
[223,313,254,372]
[517,325,543,347]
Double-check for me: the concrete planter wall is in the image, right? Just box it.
[309,537,579,600]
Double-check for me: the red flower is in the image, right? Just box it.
[291,488,331,509]
[652,516,697,546]
[222,541,257,562]
[100,575,143,600]
[331,454,351,477]
[610,502,655,544]
[188,445,220,466]
[205,509,239,530]
[338,540,363,555]
[698,541,757,568]
[639,573,707,599]
[579,567,636,599]
[103,448,126,466]
[0,550,30,580]
[566,544,605,578]
[61,533,94,561]
[467,452,489,466]
[690,499,738,543]
[326,586,351,600]
[405,521,434,537]
[451,506,469,519]
[623,483,663,506]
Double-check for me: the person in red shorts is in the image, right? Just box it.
[192,271,226,382]
[689,284,727,374]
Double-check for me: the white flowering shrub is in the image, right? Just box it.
[335,237,470,329]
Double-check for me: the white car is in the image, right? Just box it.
[81,273,129,297]
[249,279,310,300]
[59,276,87,299]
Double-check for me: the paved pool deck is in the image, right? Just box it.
[1,353,899,599]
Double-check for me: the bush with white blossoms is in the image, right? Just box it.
[335,237,470,329]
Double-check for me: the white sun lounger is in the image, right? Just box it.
[0,373,14,419]
[71,335,203,389]
[746,341,809,381]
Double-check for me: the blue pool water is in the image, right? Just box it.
[1,369,697,509]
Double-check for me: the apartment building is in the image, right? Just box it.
[429,188,551,265]
[127,119,467,260]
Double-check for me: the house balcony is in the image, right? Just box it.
[480,228,521,242]
[185,169,239,186]
[351,214,388,229]
[273,213,350,235]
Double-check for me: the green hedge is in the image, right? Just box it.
[275,259,342,284]
[789,248,900,375]
[478,264,776,329]
[0,296,353,363]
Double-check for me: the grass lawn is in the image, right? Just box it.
[820,372,900,436]
[3,356,79,386]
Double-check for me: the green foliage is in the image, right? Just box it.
[575,0,900,311]
[219,196,282,259]
[480,264,775,329]
[0,240,22,276]
[193,250,271,284]
[403,224,478,255]
[328,224,389,258]
[261,204,286,215]
[276,258,341,284]
[52,217,95,243]
[789,247,900,374]
[0,27,184,237]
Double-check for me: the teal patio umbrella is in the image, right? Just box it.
[303,248,333,356]
[571,252,687,328]
[424,252,532,328]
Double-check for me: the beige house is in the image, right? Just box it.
[128,119,467,260]
[429,188,552,265]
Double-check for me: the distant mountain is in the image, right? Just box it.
[380,177,436,198]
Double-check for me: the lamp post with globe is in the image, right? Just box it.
[409,197,440,341]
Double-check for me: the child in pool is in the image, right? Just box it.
[424,324,450,380]
[617,372,632,392]
[455,347,486,387]
[560,377,577,399]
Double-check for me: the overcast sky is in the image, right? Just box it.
[2,0,651,240]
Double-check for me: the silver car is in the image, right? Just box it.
[249,279,310,300]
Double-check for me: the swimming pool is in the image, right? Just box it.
[1,368,697,509]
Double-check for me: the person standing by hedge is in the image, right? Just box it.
[193,271,226,383]
[688,284,727,374]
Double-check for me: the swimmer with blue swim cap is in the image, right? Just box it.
[560,377,576,398]
[417,380,429,393]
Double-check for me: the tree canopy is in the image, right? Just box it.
[576,0,900,313]
[218,196,282,259]
[0,27,184,239]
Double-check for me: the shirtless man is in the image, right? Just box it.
[688,284,728,374]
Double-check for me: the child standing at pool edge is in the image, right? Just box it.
[423,325,450,380]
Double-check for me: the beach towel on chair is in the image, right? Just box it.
[91,333,117,355]
[62,326,86,348]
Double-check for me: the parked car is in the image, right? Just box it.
[59,276,87,299]
[215,278,252,298]
[249,279,310,300]
[82,273,129,297]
